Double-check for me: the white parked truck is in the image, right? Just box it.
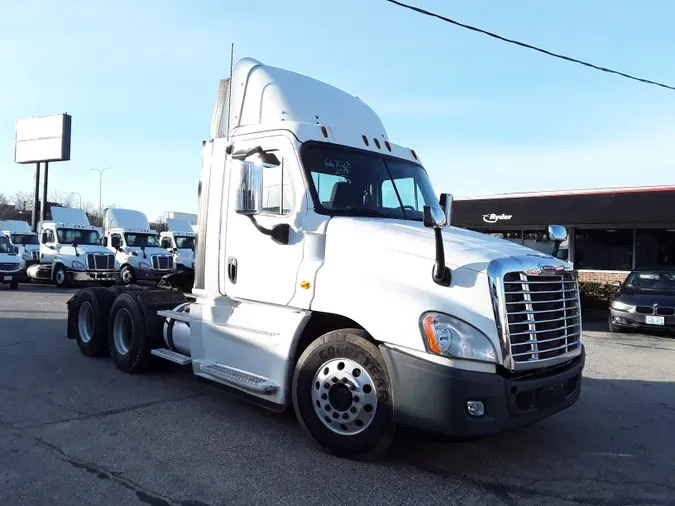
[159,218,196,272]
[0,234,24,289]
[27,207,118,287]
[66,57,584,459]
[0,220,40,273]
[103,208,176,285]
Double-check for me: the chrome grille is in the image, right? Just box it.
[502,271,582,365]
[86,254,115,271]
[0,262,20,272]
[151,255,174,271]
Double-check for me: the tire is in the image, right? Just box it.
[292,329,394,460]
[73,288,117,357]
[54,265,70,288]
[120,265,136,285]
[9,281,19,290]
[108,292,153,373]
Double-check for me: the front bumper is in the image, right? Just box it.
[381,346,584,438]
[133,268,174,281]
[70,270,119,282]
[610,309,675,330]
[1,271,21,283]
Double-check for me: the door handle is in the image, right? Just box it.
[227,257,237,284]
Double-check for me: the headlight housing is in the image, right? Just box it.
[71,260,85,270]
[138,261,151,270]
[420,312,497,363]
[611,300,635,312]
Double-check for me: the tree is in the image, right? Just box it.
[48,189,78,208]
[10,191,29,211]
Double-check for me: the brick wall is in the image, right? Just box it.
[577,270,629,284]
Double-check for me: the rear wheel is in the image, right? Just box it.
[292,329,394,460]
[73,288,117,357]
[108,292,153,372]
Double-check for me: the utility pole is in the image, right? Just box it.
[90,167,113,215]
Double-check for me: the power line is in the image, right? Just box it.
[385,0,675,92]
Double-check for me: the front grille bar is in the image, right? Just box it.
[510,322,581,336]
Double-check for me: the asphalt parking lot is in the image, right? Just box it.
[1,285,674,506]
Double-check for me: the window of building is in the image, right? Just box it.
[482,230,523,245]
[635,229,675,268]
[575,229,633,270]
[523,230,569,260]
[261,156,294,215]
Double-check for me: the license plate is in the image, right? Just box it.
[646,315,665,325]
[3,276,12,281]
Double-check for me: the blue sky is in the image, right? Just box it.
[1,0,674,219]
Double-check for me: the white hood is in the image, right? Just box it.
[59,244,112,257]
[325,217,555,273]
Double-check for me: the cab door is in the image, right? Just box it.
[40,227,58,264]
[223,135,305,306]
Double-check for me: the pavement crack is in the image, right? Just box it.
[35,394,203,427]
[0,339,41,348]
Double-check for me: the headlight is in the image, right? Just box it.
[420,312,497,363]
[22,253,31,260]
[138,261,151,270]
[71,260,85,270]
[611,300,635,311]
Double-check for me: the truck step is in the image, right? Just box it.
[200,364,279,394]
[151,348,191,365]
[157,309,190,323]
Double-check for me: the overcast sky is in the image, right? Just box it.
[1,0,674,219]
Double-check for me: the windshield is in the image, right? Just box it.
[56,228,101,245]
[175,236,195,249]
[125,233,159,247]
[11,234,39,245]
[0,236,13,253]
[301,143,439,221]
[625,271,675,291]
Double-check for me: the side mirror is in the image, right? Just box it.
[235,161,263,215]
[172,247,178,253]
[611,280,622,287]
[547,225,567,242]
[439,193,453,227]
[423,206,447,229]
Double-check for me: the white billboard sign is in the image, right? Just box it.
[14,114,72,164]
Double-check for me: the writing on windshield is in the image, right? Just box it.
[301,143,439,221]
[0,236,13,253]
[175,236,195,249]
[626,271,675,291]
[125,233,159,247]
[11,234,39,245]
[57,228,101,245]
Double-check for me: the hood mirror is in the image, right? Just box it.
[439,193,453,227]
[423,205,451,287]
[611,280,622,287]
[547,225,568,257]
[235,161,263,216]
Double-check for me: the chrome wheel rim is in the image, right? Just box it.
[78,301,94,343]
[121,268,132,283]
[311,357,378,436]
[112,308,133,355]
[55,270,65,284]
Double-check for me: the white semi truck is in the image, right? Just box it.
[103,208,176,285]
[66,57,584,459]
[27,207,119,287]
[0,234,24,290]
[159,218,196,272]
[0,220,40,278]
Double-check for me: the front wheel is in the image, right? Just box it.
[120,265,136,285]
[292,329,394,460]
[54,265,69,288]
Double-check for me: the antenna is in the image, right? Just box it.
[226,43,234,140]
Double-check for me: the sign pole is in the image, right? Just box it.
[31,162,41,232]
[40,161,49,223]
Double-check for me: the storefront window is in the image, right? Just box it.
[483,230,522,244]
[575,229,633,270]
[635,229,675,268]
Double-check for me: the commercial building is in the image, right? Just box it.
[452,185,675,284]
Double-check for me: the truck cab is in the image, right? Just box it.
[27,207,118,287]
[103,208,176,285]
[159,218,196,272]
[0,220,40,271]
[67,57,584,460]
[0,233,24,290]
